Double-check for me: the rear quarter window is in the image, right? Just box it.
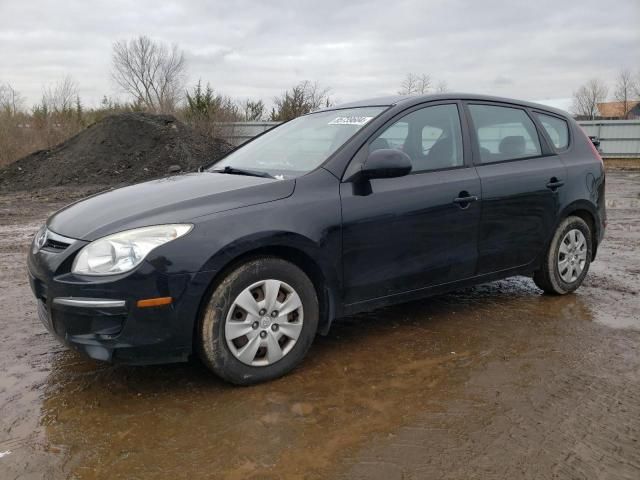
[535,113,569,150]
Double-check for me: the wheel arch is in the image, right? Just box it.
[555,201,600,260]
[193,234,340,349]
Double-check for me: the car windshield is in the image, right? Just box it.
[210,106,386,178]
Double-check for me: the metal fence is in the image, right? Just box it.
[218,122,280,146]
[577,120,640,158]
[221,120,640,159]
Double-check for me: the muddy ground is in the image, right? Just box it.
[1,172,639,480]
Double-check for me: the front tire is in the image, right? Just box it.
[198,257,319,385]
[533,216,592,295]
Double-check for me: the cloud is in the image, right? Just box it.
[493,76,514,86]
[0,0,638,107]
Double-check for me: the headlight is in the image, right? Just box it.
[32,225,47,254]
[72,224,192,276]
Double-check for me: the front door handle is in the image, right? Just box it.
[453,191,479,209]
[546,177,565,190]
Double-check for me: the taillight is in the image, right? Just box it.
[579,127,604,166]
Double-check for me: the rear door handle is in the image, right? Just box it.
[546,178,565,190]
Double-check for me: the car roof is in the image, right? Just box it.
[324,93,570,118]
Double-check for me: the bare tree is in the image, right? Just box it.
[399,73,417,95]
[270,81,332,121]
[0,83,23,115]
[112,36,186,112]
[303,80,332,110]
[242,99,265,121]
[415,74,431,94]
[42,75,78,113]
[399,73,432,95]
[435,80,449,93]
[614,69,637,119]
[571,78,608,119]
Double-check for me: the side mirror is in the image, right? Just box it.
[360,149,412,180]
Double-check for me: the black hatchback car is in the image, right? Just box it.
[28,94,606,384]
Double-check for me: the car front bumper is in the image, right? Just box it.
[27,239,214,365]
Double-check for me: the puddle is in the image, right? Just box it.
[1,171,638,479]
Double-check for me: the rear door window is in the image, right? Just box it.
[535,113,569,150]
[468,104,542,163]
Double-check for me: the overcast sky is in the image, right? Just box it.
[0,0,638,111]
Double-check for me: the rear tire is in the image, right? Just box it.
[533,216,592,295]
[198,257,318,385]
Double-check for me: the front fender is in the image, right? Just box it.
[180,168,343,334]
[202,231,340,287]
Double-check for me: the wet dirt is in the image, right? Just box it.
[1,172,639,480]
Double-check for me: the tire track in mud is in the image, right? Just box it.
[341,329,640,480]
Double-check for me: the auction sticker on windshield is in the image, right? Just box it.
[328,116,373,126]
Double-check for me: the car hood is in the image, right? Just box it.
[48,173,295,240]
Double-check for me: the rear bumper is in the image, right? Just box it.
[28,252,215,365]
[595,174,606,258]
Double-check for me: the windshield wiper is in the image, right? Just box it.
[209,165,275,179]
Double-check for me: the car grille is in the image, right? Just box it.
[40,229,76,253]
[43,237,71,251]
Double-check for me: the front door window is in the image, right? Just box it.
[369,104,464,172]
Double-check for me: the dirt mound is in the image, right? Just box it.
[0,113,233,192]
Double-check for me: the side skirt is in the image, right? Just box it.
[340,265,536,317]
